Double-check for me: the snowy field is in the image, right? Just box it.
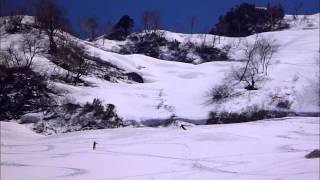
[1,117,319,180]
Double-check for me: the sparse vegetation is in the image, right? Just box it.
[120,32,167,58]
[33,98,123,134]
[195,44,228,62]
[0,33,42,69]
[269,92,293,110]
[53,38,89,84]
[208,84,234,103]
[207,105,288,124]
[20,33,43,69]
[141,10,161,34]
[120,32,229,63]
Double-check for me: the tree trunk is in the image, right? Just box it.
[48,32,56,54]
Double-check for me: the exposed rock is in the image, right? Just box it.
[20,113,43,124]
[305,149,320,159]
[126,72,144,83]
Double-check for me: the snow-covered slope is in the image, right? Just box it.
[1,117,319,180]
[1,14,319,123]
[284,13,320,30]
[93,14,320,52]
[70,22,320,121]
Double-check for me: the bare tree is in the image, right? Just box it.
[34,0,69,54]
[266,2,285,30]
[172,21,182,32]
[293,2,303,20]
[100,21,113,45]
[234,36,278,90]
[82,16,98,41]
[0,43,22,68]
[0,34,41,69]
[210,34,221,47]
[199,27,210,46]
[188,16,197,34]
[141,10,161,34]
[20,33,42,68]
[57,38,89,83]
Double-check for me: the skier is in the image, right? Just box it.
[93,141,98,150]
[180,124,187,130]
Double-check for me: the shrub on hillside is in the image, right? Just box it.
[120,32,168,58]
[207,105,288,124]
[0,66,53,120]
[208,84,234,103]
[34,98,123,134]
[167,40,180,51]
[106,30,128,41]
[276,99,292,110]
[195,44,229,62]
[162,40,193,63]
[4,15,23,34]
[120,32,228,63]
[269,92,293,110]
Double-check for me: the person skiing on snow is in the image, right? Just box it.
[93,141,98,150]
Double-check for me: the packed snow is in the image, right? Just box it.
[1,117,319,180]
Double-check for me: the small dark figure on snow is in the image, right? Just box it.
[93,141,98,150]
[180,124,187,130]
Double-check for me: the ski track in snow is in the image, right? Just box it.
[1,117,319,180]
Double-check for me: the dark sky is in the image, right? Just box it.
[1,0,319,38]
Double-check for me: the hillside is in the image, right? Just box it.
[0,11,319,180]
[0,14,319,130]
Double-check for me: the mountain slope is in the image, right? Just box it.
[0,14,319,124]
[68,23,320,122]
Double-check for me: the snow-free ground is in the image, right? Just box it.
[1,117,319,180]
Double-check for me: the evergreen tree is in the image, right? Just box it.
[106,15,134,40]
[114,15,134,36]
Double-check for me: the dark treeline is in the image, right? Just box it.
[210,3,286,37]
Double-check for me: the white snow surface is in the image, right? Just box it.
[0,14,319,122]
[1,117,319,180]
[78,23,320,121]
